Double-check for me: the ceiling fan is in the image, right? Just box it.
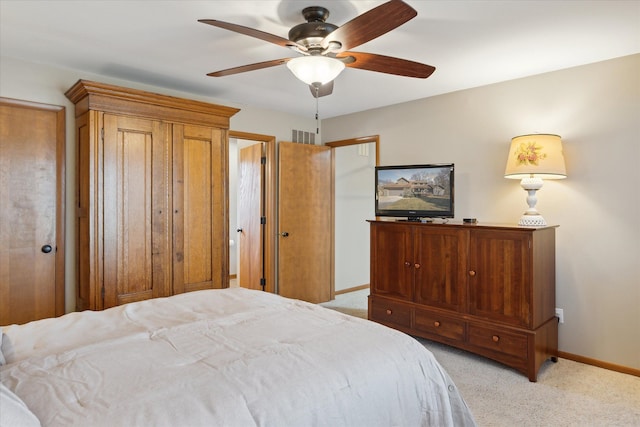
[199,0,435,98]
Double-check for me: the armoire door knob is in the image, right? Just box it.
[41,244,53,253]
[280,232,289,237]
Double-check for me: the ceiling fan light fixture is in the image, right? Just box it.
[286,56,345,86]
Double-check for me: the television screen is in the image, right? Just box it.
[375,163,454,221]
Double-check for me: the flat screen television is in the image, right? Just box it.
[375,163,454,221]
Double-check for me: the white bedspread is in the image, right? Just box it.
[1,288,475,427]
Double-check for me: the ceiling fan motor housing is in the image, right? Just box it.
[288,6,338,51]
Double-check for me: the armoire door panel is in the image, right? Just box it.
[76,113,94,311]
[173,124,225,293]
[103,115,170,308]
[413,227,468,312]
[468,230,531,327]
[370,223,414,301]
[184,134,212,285]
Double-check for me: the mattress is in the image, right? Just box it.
[1,287,475,426]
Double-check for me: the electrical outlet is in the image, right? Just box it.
[555,308,564,324]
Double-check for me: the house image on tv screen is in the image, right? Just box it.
[377,167,452,212]
[379,177,447,197]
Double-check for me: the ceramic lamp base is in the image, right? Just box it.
[519,214,547,226]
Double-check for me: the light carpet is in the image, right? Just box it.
[321,289,640,426]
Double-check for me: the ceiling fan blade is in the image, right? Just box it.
[338,51,435,79]
[207,58,293,77]
[322,0,417,52]
[309,81,334,98]
[199,19,307,52]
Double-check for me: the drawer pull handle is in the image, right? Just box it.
[414,263,421,269]
[386,309,393,315]
[434,321,441,327]
[492,335,500,343]
[469,270,476,277]
[404,262,411,267]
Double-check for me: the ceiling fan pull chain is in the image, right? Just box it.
[315,86,320,134]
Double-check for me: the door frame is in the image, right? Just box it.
[229,130,276,293]
[325,135,379,295]
[324,135,380,164]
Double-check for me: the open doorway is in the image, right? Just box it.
[325,136,379,294]
[229,132,375,299]
[229,131,276,293]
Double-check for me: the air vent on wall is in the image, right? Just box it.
[291,129,315,145]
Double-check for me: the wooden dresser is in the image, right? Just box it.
[368,220,558,381]
[66,80,239,311]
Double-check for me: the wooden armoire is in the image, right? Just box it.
[66,80,239,311]
[368,220,558,381]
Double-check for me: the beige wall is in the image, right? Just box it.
[323,54,640,370]
[0,56,316,314]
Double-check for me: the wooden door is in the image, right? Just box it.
[0,98,65,325]
[230,130,276,294]
[173,124,228,294]
[238,143,264,290]
[413,226,468,312]
[468,229,531,327]
[370,222,414,301]
[278,142,333,303]
[102,114,170,308]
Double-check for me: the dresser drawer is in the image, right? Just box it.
[369,298,412,329]
[467,324,528,359]
[414,308,465,341]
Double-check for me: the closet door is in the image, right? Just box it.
[237,142,264,291]
[102,114,171,308]
[277,142,332,303]
[0,98,65,324]
[172,124,227,293]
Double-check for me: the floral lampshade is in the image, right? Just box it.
[504,134,567,226]
[504,134,567,179]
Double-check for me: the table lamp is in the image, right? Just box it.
[504,134,566,226]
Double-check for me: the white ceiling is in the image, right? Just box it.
[1,1,638,119]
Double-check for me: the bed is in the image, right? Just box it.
[1,287,475,426]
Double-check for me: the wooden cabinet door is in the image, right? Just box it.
[370,223,414,301]
[172,124,227,293]
[102,114,170,308]
[0,98,65,324]
[468,229,531,327]
[413,227,468,312]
